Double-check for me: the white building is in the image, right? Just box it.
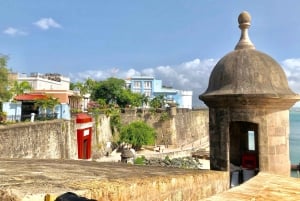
[18,72,70,90]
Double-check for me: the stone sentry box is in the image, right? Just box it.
[199,11,300,176]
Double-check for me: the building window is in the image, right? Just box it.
[133,81,141,88]
[248,130,255,151]
[144,81,152,89]
[144,90,151,97]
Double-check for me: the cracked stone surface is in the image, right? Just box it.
[0,158,215,201]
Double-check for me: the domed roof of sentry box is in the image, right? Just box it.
[200,11,300,105]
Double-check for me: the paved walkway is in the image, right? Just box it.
[0,158,212,201]
[203,172,300,201]
[0,142,210,200]
[2,159,300,201]
[97,139,209,163]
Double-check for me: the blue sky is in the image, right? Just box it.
[1,1,300,106]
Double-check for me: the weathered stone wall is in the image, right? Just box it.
[174,109,209,146]
[0,109,209,159]
[93,114,112,143]
[0,120,77,159]
[91,114,113,157]
[80,171,229,201]
[120,108,209,147]
[0,115,113,160]
[209,107,290,176]
[0,158,229,201]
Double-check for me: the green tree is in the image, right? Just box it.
[84,78,96,93]
[141,94,149,108]
[70,82,75,90]
[119,121,156,150]
[150,95,165,109]
[0,56,12,102]
[34,96,59,119]
[91,77,125,105]
[10,81,32,97]
[97,98,107,109]
[117,89,143,108]
[91,77,146,108]
[46,96,60,117]
[70,78,96,96]
[129,92,144,107]
[70,81,86,96]
[34,98,48,119]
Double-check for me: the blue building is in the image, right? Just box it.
[126,76,192,109]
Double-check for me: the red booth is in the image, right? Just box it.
[76,113,93,159]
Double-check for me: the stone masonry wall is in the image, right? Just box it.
[91,114,113,157]
[174,109,209,146]
[120,108,209,147]
[209,107,291,176]
[0,120,77,159]
[0,109,209,159]
[80,171,229,201]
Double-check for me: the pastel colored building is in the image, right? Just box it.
[17,72,72,103]
[3,72,74,121]
[126,76,193,109]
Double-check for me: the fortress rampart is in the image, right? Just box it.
[0,108,209,159]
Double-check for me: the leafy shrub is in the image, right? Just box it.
[160,111,170,121]
[119,121,156,150]
[134,155,146,165]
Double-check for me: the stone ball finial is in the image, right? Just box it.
[235,11,255,50]
[238,11,251,25]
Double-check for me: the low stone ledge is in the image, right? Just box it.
[70,171,229,201]
[202,172,300,201]
[0,159,228,201]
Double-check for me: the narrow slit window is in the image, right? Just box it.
[248,130,255,151]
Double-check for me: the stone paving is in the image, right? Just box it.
[0,158,213,201]
[203,172,300,201]
[0,141,211,200]
[1,158,300,201]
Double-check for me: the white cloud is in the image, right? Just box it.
[3,27,27,36]
[281,58,300,94]
[162,58,216,90]
[124,68,140,78]
[34,18,62,30]
[182,58,200,69]
[69,58,217,106]
[69,57,300,107]
[141,68,155,76]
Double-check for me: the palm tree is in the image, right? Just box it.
[34,98,48,119]
[34,96,59,119]
[150,95,165,110]
[46,96,60,118]
[11,81,32,97]
[141,94,149,108]
[71,80,93,97]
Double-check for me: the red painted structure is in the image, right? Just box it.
[76,113,93,159]
[14,93,48,101]
[241,152,258,169]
